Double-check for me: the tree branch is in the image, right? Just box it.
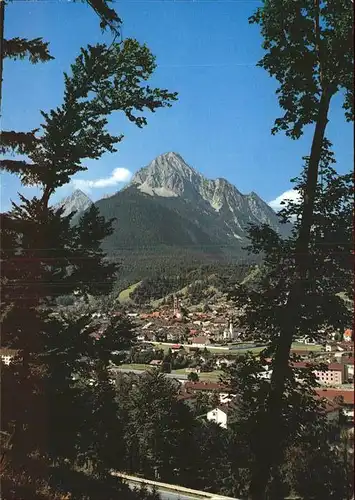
[0,130,39,155]
[79,0,122,33]
[3,37,54,63]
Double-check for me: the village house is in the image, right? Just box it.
[342,357,354,381]
[206,402,238,429]
[188,336,211,347]
[171,344,185,353]
[318,363,345,385]
[144,332,157,342]
[149,360,163,367]
[258,369,272,380]
[343,329,353,342]
[184,381,233,403]
[296,336,317,345]
[186,366,201,374]
[215,357,235,369]
[166,331,179,342]
[290,349,319,359]
[316,388,354,422]
[127,312,139,318]
[292,361,345,386]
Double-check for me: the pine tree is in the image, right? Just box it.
[0,36,177,499]
[117,370,195,484]
[246,1,353,497]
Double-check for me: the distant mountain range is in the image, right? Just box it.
[57,152,290,285]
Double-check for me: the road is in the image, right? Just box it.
[128,482,207,499]
[130,483,201,500]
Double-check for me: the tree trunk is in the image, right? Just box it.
[248,87,333,500]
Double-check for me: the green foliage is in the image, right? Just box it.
[117,370,195,482]
[1,41,177,193]
[246,3,353,496]
[1,16,176,500]
[250,0,354,138]
[232,148,353,345]
[187,372,199,382]
[79,0,122,32]
[283,429,354,499]
[128,262,251,304]
[227,145,353,498]
[334,331,342,342]
[220,354,353,499]
[161,362,171,374]
[3,37,54,63]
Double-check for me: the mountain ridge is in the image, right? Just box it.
[56,152,289,285]
[124,152,286,242]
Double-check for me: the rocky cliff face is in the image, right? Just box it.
[54,189,92,218]
[127,152,285,240]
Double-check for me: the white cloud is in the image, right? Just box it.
[72,168,132,192]
[268,189,301,212]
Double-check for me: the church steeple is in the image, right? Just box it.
[173,295,182,319]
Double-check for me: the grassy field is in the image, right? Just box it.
[148,342,266,356]
[291,342,323,351]
[120,363,150,371]
[118,281,141,303]
[199,370,223,381]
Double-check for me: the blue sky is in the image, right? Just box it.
[1,0,353,212]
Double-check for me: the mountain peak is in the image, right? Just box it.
[160,151,184,162]
[124,152,289,237]
[129,151,200,198]
[54,189,92,217]
[69,189,91,201]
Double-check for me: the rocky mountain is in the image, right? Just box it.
[54,189,92,217]
[58,153,289,285]
[126,152,287,242]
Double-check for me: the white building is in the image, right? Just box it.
[206,404,237,429]
[344,358,354,381]
[258,369,272,380]
[215,358,235,369]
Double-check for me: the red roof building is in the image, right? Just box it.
[291,361,345,385]
[344,329,353,341]
[315,388,354,405]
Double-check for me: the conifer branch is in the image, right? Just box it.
[0,130,39,155]
[3,37,54,63]
[83,0,122,33]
